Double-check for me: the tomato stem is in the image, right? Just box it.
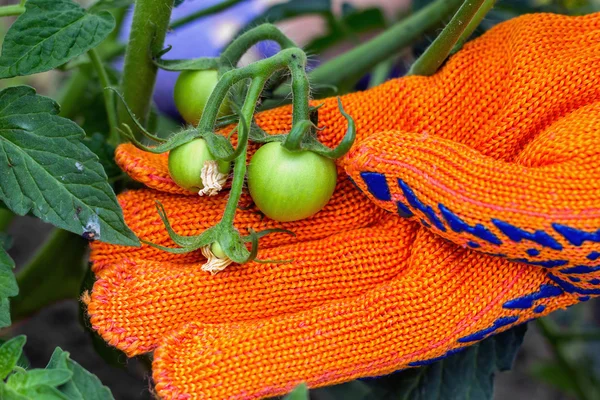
[0,4,24,17]
[451,0,496,54]
[220,24,297,68]
[408,0,490,76]
[170,0,245,30]
[221,77,266,226]
[197,48,306,135]
[88,48,119,146]
[274,0,464,98]
[119,0,175,130]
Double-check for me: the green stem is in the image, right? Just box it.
[0,209,14,232]
[11,230,88,321]
[537,318,593,400]
[0,4,25,17]
[119,0,175,129]
[306,0,463,90]
[170,0,244,30]
[89,48,119,146]
[198,48,304,133]
[281,55,312,152]
[220,78,266,226]
[369,58,394,88]
[220,24,296,68]
[58,67,92,119]
[451,0,496,54]
[408,0,487,76]
[553,330,600,342]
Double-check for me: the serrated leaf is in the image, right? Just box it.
[0,340,30,371]
[6,369,73,392]
[0,0,115,78]
[18,385,70,400]
[0,336,26,380]
[283,383,309,400]
[395,325,527,400]
[83,133,121,180]
[314,325,527,400]
[88,0,134,12]
[0,246,17,328]
[47,348,114,400]
[0,86,139,247]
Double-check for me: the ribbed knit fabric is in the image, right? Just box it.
[85,13,600,399]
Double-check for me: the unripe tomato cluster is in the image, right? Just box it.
[169,70,338,223]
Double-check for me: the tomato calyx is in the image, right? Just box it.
[248,98,356,159]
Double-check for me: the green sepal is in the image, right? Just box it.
[110,88,168,143]
[152,202,216,251]
[120,126,199,154]
[216,226,253,264]
[202,132,236,160]
[154,56,219,72]
[248,123,287,144]
[294,98,356,159]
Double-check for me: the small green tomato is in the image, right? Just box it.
[247,142,337,222]
[174,70,230,126]
[168,138,230,193]
[210,242,227,259]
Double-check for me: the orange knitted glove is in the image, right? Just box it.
[85,12,600,399]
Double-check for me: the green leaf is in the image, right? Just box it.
[0,382,29,400]
[0,339,29,370]
[88,0,134,12]
[46,348,115,400]
[83,133,121,180]
[0,336,26,380]
[6,369,73,392]
[0,246,17,329]
[313,324,527,400]
[0,0,115,78]
[17,384,70,400]
[283,383,309,400]
[530,362,577,397]
[0,86,139,247]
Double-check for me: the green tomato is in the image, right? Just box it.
[247,142,337,222]
[174,70,230,125]
[168,138,230,192]
[210,242,226,259]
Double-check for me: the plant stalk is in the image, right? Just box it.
[306,0,463,90]
[221,77,266,226]
[537,318,593,400]
[170,0,244,30]
[0,209,14,232]
[119,0,175,129]
[451,0,496,54]
[89,48,119,146]
[0,4,25,17]
[408,0,488,76]
[11,230,88,321]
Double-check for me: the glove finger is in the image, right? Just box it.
[345,117,600,267]
[90,177,387,273]
[86,216,419,356]
[151,228,578,399]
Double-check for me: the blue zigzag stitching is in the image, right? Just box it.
[502,284,563,309]
[457,316,520,343]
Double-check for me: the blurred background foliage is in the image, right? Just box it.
[0,0,599,399]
